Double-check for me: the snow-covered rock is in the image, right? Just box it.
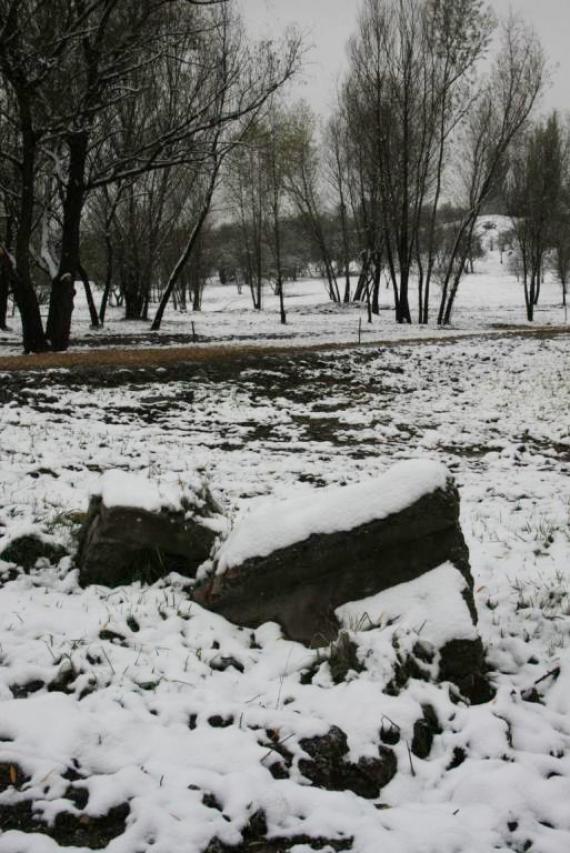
[194,461,475,646]
[338,564,492,703]
[78,471,226,587]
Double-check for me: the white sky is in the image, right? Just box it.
[241,0,570,118]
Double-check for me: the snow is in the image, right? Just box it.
[337,563,478,648]
[97,469,175,513]
[0,238,569,852]
[216,459,449,573]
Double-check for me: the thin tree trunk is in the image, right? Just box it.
[151,162,219,331]
[366,280,372,323]
[78,265,100,328]
[371,255,381,315]
[99,234,114,324]
[0,270,8,330]
[417,252,424,325]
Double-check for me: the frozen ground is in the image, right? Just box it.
[0,328,569,852]
[0,217,568,359]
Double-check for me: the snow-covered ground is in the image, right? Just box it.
[0,217,567,359]
[0,325,569,852]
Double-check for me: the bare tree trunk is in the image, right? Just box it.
[151,161,219,331]
[12,103,49,352]
[371,254,381,315]
[0,263,8,330]
[99,234,114,325]
[417,252,424,325]
[0,221,11,330]
[47,132,89,350]
[78,265,100,328]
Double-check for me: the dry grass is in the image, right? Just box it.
[0,326,567,374]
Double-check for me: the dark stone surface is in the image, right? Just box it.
[77,493,219,587]
[193,479,474,645]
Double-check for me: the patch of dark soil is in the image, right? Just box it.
[202,792,225,812]
[0,535,67,570]
[447,747,467,770]
[379,721,401,746]
[299,726,397,799]
[245,422,276,442]
[210,656,245,674]
[520,436,570,463]
[521,688,543,704]
[9,679,45,699]
[65,784,90,810]
[98,629,128,645]
[438,443,502,459]
[208,715,234,728]
[297,473,328,487]
[439,639,495,705]
[47,664,77,694]
[327,633,364,684]
[0,800,129,849]
[411,705,442,760]
[384,648,432,696]
[292,415,345,445]
[126,615,140,633]
[262,730,294,780]
[204,809,353,852]
[0,762,29,792]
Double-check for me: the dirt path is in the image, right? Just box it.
[0,325,568,374]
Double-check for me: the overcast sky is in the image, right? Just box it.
[241,0,570,118]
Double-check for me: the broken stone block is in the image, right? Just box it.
[78,470,226,587]
[193,460,473,645]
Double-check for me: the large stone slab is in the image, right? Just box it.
[78,471,224,587]
[193,460,474,645]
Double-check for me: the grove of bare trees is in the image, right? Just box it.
[2,0,567,353]
[0,0,301,351]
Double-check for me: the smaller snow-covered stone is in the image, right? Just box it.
[338,563,478,649]
[338,565,491,703]
[78,471,225,587]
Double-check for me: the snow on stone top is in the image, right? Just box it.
[216,459,450,574]
[95,470,186,513]
[337,562,477,648]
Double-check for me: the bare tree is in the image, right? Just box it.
[283,104,341,303]
[342,0,494,324]
[505,114,563,321]
[436,16,545,325]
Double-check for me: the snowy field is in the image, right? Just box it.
[0,218,568,359]
[0,325,569,851]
